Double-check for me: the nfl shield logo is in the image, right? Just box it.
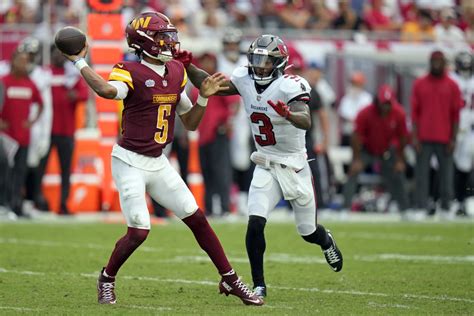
[256,95,261,101]
[162,80,168,87]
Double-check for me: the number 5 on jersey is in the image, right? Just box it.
[154,104,171,144]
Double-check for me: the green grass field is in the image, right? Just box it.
[0,219,473,315]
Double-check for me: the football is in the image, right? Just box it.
[54,26,86,55]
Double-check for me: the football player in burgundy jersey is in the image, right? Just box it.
[62,12,263,306]
[179,34,343,299]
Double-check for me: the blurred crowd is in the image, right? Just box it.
[0,1,473,221]
[1,0,474,42]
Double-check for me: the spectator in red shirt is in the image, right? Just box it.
[363,0,400,31]
[0,50,43,217]
[192,53,240,216]
[411,50,463,215]
[37,46,88,215]
[342,85,409,214]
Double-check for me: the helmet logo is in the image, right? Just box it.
[277,43,287,56]
[131,16,151,30]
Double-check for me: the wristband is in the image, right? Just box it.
[73,58,88,71]
[197,94,208,107]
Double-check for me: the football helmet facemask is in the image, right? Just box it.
[247,34,289,85]
[454,51,473,76]
[126,12,180,63]
[18,37,41,67]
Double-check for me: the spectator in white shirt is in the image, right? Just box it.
[434,8,465,45]
[338,72,372,146]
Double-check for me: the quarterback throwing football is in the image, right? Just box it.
[182,34,343,298]
[62,12,263,306]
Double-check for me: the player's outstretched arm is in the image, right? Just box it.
[180,72,228,131]
[185,63,239,96]
[62,42,118,99]
[268,100,311,130]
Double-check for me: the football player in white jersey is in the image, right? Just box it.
[450,51,474,216]
[180,34,343,298]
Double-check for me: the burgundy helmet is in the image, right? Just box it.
[126,12,179,62]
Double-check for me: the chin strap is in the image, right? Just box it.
[143,50,173,63]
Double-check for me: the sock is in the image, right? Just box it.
[302,224,331,249]
[246,215,267,287]
[104,227,149,277]
[182,209,233,276]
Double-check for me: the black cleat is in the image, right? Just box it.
[323,230,343,272]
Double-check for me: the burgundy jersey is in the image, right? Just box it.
[109,60,187,157]
[0,74,42,146]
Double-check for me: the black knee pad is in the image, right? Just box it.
[247,215,267,234]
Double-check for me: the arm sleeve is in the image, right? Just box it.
[32,83,43,105]
[108,64,134,90]
[108,81,129,100]
[397,107,408,137]
[176,91,193,115]
[451,82,462,123]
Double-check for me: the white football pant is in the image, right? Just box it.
[248,163,317,236]
[112,156,198,229]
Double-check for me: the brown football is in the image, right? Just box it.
[54,26,86,55]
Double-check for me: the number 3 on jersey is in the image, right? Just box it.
[154,104,171,144]
[251,112,276,146]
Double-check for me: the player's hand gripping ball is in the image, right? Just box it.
[54,26,86,55]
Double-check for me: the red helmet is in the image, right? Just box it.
[125,12,180,62]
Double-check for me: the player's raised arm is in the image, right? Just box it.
[176,50,239,96]
[179,72,228,131]
[62,42,118,99]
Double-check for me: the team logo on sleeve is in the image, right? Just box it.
[145,79,155,87]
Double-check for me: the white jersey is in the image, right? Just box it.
[230,66,311,158]
[450,71,474,172]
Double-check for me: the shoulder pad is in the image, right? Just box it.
[231,66,248,81]
[109,62,134,89]
[280,75,311,95]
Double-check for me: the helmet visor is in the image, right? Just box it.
[248,52,280,69]
[154,31,180,56]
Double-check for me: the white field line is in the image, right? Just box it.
[1,268,473,305]
[146,253,474,265]
[1,237,473,265]
[337,232,449,242]
[368,301,414,309]
[354,254,474,263]
[122,305,172,311]
[0,238,167,253]
[0,306,41,312]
